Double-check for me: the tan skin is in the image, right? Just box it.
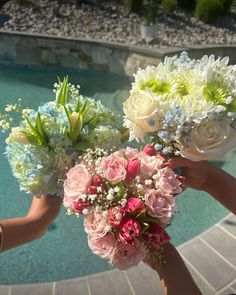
[144,157,236,295]
[0,194,62,252]
[0,158,235,295]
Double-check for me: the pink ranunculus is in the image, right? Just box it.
[145,189,177,224]
[142,223,170,249]
[154,167,183,195]
[125,197,145,216]
[111,239,146,270]
[124,147,139,160]
[84,211,108,237]
[64,165,92,197]
[119,218,142,243]
[73,198,90,214]
[143,144,157,156]
[137,152,163,179]
[91,174,107,191]
[88,232,116,259]
[108,206,125,228]
[63,194,78,209]
[126,158,141,181]
[100,154,127,184]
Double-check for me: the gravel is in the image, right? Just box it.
[0,0,236,48]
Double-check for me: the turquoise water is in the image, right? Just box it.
[0,65,230,284]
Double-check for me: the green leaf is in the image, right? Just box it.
[24,116,41,139]
[35,112,49,145]
[136,210,147,222]
[141,222,150,233]
[75,97,81,112]
[64,106,72,130]
[145,215,160,224]
[86,114,100,130]
[55,76,69,106]
[21,131,40,145]
[74,140,91,151]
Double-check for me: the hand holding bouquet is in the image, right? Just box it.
[123,52,236,160]
[63,145,184,270]
[0,77,123,197]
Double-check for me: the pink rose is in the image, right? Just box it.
[143,144,157,156]
[64,165,92,197]
[124,147,139,160]
[84,211,108,237]
[125,197,145,216]
[126,158,140,181]
[111,239,146,270]
[142,223,170,249]
[138,152,162,178]
[154,167,183,195]
[119,218,142,243]
[88,232,116,259]
[108,206,125,228]
[145,189,176,224]
[100,154,127,184]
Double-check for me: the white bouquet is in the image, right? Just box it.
[123,52,236,160]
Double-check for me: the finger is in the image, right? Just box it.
[164,157,193,170]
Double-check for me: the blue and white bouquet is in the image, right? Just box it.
[0,77,123,197]
[123,52,236,161]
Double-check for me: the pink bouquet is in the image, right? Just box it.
[63,145,184,270]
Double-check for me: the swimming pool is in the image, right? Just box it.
[0,64,230,284]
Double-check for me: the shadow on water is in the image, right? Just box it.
[47,223,57,232]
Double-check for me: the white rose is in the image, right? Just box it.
[6,127,29,145]
[180,119,236,161]
[123,91,160,136]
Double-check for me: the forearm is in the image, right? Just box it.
[203,165,236,215]
[146,243,202,295]
[0,195,62,252]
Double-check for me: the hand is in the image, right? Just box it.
[165,157,213,191]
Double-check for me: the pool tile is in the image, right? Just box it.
[220,215,236,237]
[125,263,162,295]
[201,226,236,266]
[182,259,215,295]
[88,270,133,295]
[230,280,236,291]
[179,238,236,290]
[55,278,88,295]
[11,283,53,295]
[0,285,10,295]
[216,287,236,295]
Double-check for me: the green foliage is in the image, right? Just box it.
[195,0,223,23]
[177,0,197,11]
[220,0,233,14]
[145,3,159,25]
[161,0,177,16]
[123,0,143,12]
[12,0,31,5]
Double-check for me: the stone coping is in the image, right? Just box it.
[0,30,236,77]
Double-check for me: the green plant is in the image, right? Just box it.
[220,0,233,14]
[177,0,197,11]
[145,3,159,25]
[161,0,177,16]
[195,0,223,23]
[123,0,143,12]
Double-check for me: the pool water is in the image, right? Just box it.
[0,65,230,284]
